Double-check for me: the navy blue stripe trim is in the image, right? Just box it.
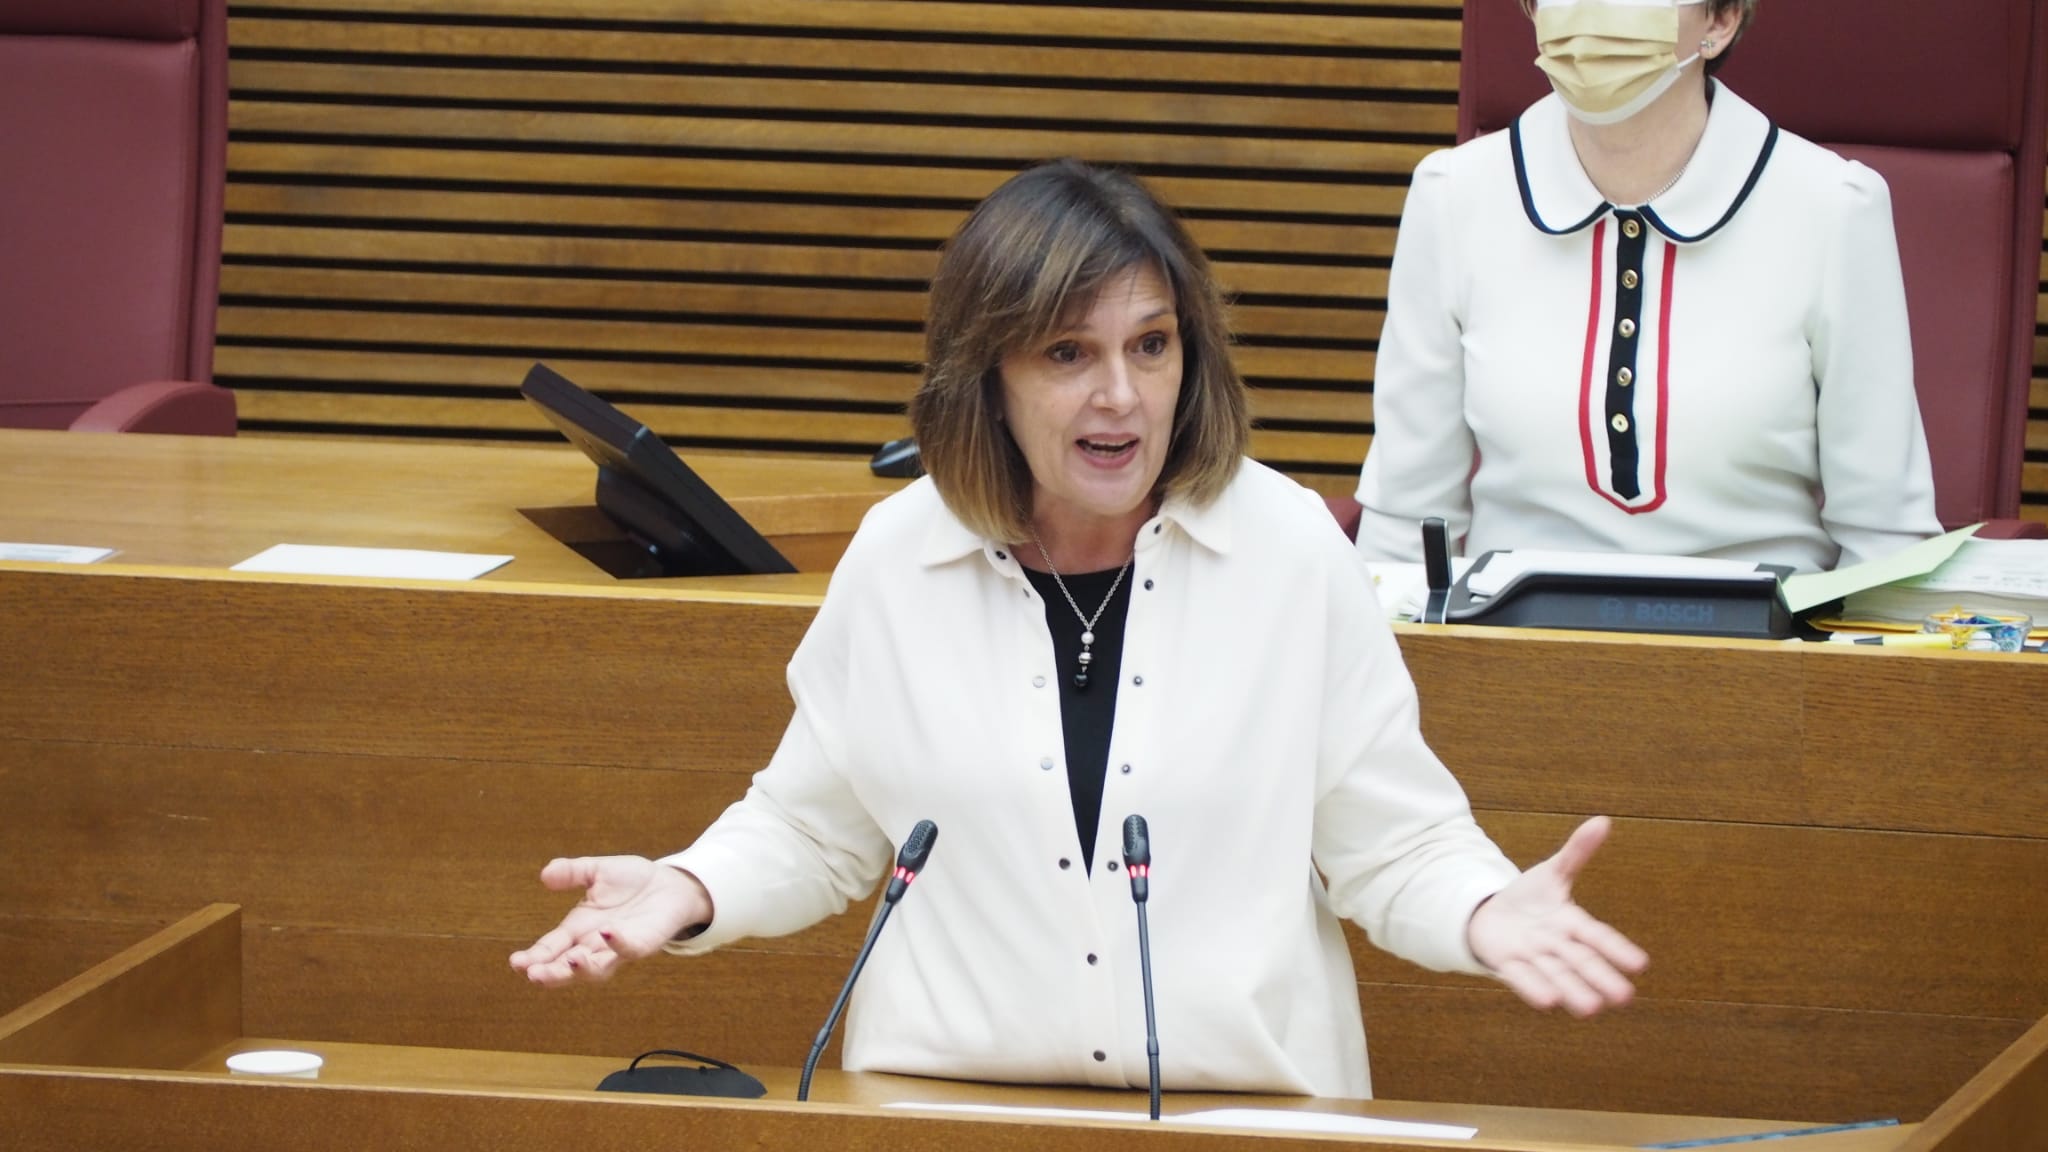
[1643,122,1780,245]
[1511,115,1609,236]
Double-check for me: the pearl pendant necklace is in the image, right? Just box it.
[1031,535,1133,690]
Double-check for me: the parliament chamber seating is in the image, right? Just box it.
[0,0,237,435]
[1457,0,2048,535]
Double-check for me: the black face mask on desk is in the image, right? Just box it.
[596,1048,767,1098]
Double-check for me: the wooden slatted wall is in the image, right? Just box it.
[217,0,2048,516]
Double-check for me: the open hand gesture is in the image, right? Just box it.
[509,855,711,987]
[1467,816,1648,1017]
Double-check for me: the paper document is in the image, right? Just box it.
[1466,550,1765,599]
[232,544,513,581]
[1825,534,2048,629]
[882,1102,1475,1140]
[1780,525,1977,613]
[1178,1107,1476,1140]
[0,542,115,564]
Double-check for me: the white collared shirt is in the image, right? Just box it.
[664,460,1518,1098]
[1357,84,1940,572]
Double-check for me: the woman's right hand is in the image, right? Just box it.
[509,855,712,986]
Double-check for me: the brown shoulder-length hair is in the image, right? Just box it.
[908,158,1250,545]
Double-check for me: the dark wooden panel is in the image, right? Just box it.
[0,906,241,1071]
[1399,629,2048,840]
[2,913,2016,1123]
[0,570,809,768]
[1358,983,2028,1124]
[6,747,2044,1019]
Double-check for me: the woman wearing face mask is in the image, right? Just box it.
[1354,0,1940,573]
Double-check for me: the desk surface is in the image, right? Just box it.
[176,1038,1908,1151]
[3,429,2045,1127]
[0,428,901,587]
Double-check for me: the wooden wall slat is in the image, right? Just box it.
[210,3,2047,510]
[228,102,1439,177]
[225,142,1415,217]
[221,185,1399,260]
[230,19,1462,93]
[234,0,1467,51]
[228,60,1459,139]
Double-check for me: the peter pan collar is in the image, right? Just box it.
[1510,80,1779,244]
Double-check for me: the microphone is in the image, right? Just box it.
[797,819,937,1103]
[1122,814,1161,1121]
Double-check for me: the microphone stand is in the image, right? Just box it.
[1122,814,1161,1121]
[797,819,938,1102]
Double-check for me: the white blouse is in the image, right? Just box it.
[664,461,1518,1098]
[1357,84,1939,572]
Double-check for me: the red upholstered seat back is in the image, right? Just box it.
[0,0,227,429]
[1455,1,2048,526]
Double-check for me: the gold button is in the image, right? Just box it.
[1611,413,1630,433]
[1616,367,1633,387]
[1623,219,1642,239]
[1618,319,1636,338]
[1622,270,1640,289]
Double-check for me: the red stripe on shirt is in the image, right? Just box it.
[1577,219,1606,502]
[1638,242,1677,514]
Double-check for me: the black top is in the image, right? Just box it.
[1022,563,1133,873]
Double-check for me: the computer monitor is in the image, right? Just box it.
[519,363,796,578]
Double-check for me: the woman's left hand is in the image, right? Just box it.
[1467,815,1649,1017]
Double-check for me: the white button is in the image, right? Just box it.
[1032,675,1046,688]
[1040,757,1055,771]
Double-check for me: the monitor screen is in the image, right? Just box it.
[520,363,796,578]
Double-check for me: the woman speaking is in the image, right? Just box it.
[513,159,1646,1099]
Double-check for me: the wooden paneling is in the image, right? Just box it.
[214,2,2048,507]
[5,546,2046,1122]
[8,742,2045,1024]
[0,906,241,1071]
[216,0,1425,486]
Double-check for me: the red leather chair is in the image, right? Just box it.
[1458,0,2048,535]
[0,0,235,435]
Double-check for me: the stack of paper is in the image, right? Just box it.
[1834,536,2048,628]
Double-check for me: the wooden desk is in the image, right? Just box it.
[0,427,901,582]
[13,906,2019,1152]
[2,430,2044,1126]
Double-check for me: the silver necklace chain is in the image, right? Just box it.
[1639,158,1688,205]
[1031,534,1132,691]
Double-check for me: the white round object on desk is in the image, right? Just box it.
[225,1049,323,1078]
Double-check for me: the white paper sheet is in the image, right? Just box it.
[1179,1107,1476,1140]
[231,543,512,581]
[1466,550,1765,599]
[881,1101,1475,1140]
[0,542,115,564]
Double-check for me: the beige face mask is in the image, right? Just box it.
[1533,0,1705,125]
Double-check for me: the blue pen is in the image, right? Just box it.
[1639,1118,1899,1149]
